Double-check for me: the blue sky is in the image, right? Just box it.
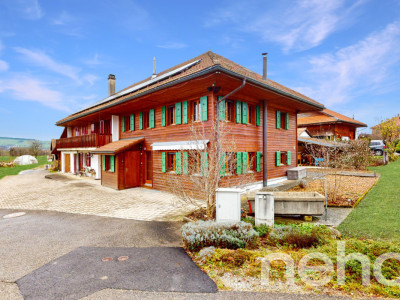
[0,0,399,140]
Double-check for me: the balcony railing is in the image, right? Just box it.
[56,133,112,149]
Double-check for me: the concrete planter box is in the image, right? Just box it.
[274,192,325,216]
[287,167,307,180]
[248,192,325,216]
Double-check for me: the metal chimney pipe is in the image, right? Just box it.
[152,57,156,78]
[262,53,268,80]
[108,74,115,96]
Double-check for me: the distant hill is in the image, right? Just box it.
[0,137,51,150]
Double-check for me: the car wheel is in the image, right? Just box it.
[375,150,383,156]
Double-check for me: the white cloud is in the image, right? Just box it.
[14,0,43,20]
[0,76,70,112]
[52,11,74,26]
[14,47,80,81]
[0,60,9,72]
[205,0,365,52]
[83,53,101,66]
[295,21,400,106]
[83,74,99,86]
[156,42,187,49]
[13,47,98,85]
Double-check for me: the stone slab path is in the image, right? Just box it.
[0,170,201,221]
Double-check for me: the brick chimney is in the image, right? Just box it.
[108,74,115,96]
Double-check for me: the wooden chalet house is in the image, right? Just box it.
[53,51,324,192]
[297,109,367,140]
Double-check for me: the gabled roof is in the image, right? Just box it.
[297,128,312,138]
[56,51,324,125]
[298,137,349,148]
[298,108,367,127]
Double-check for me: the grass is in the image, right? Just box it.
[338,158,400,241]
[0,155,48,180]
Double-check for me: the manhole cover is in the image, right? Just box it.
[3,212,26,219]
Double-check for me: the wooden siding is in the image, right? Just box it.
[305,123,356,140]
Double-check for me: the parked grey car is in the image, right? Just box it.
[369,140,386,156]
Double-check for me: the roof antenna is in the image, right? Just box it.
[152,57,156,78]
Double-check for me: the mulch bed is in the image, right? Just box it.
[288,173,379,206]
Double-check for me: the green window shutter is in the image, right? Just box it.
[236,101,242,123]
[287,151,291,165]
[201,152,208,176]
[218,96,225,121]
[162,106,166,127]
[276,151,281,166]
[236,152,242,175]
[130,114,135,131]
[176,152,182,174]
[183,152,189,175]
[122,116,125,133]
[102,155,105,171]
[182,101,188,124]
[162,152,166,173]
[242,152,248,173]
[242,102,248,124]
[276,111,281,129]
[256,105,260,126]
[257,152,261,172]
[200,96,208,121]
[110,156,115,172]
[219,152,226,177]
[175,102,182,125]
[149,109,155,128]
[286,113,289,130]
[139,112,143,130]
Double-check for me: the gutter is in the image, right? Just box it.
[57,65,324,126]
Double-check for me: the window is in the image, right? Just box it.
[82,126,88,135]
[276,110,289,129]
[280,151,286,166]
[102,155,115,172]
[167,106,175,125]
[248,152,256,171]
[167,153,176,172]
[225,152,236,174]
[144,111,150,129]
[225,100,235,122]
[248,106,254,125]
[91,123,95,134]
[192,100,201,121]
[75,127,80,136]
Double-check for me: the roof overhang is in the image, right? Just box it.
[151,140,209,151]
[91,137,144,155]
[298,137,349,148]
[56,65,324,126]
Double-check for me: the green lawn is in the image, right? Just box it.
[339,158,400,241]
[0,156,48,180]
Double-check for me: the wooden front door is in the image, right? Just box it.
[65,154,70,173]
[145,151,153,186]
[124,151,140,188]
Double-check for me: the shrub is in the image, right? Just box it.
[268,223,331,249]
[396,140,400,153]
[254,223,272,237]
[241,216,255,226]
[181,220,259,251]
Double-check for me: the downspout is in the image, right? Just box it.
[263,101,268,186]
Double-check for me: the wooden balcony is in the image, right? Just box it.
[56,134,112,149]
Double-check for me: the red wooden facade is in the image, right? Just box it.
[55,51,324,194]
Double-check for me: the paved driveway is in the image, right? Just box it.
[0,170,200,221]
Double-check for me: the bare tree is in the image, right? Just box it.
[29,140,42,157]
[167,119,256,218]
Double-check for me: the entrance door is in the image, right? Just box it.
[145,151,153,186]
[65,154,70,173]
[124,151,140,188]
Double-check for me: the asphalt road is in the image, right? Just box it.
[0,209,369,300]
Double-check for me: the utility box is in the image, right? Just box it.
[255,192,274,227]
[216,188,242,223]
[287,167,307,180]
